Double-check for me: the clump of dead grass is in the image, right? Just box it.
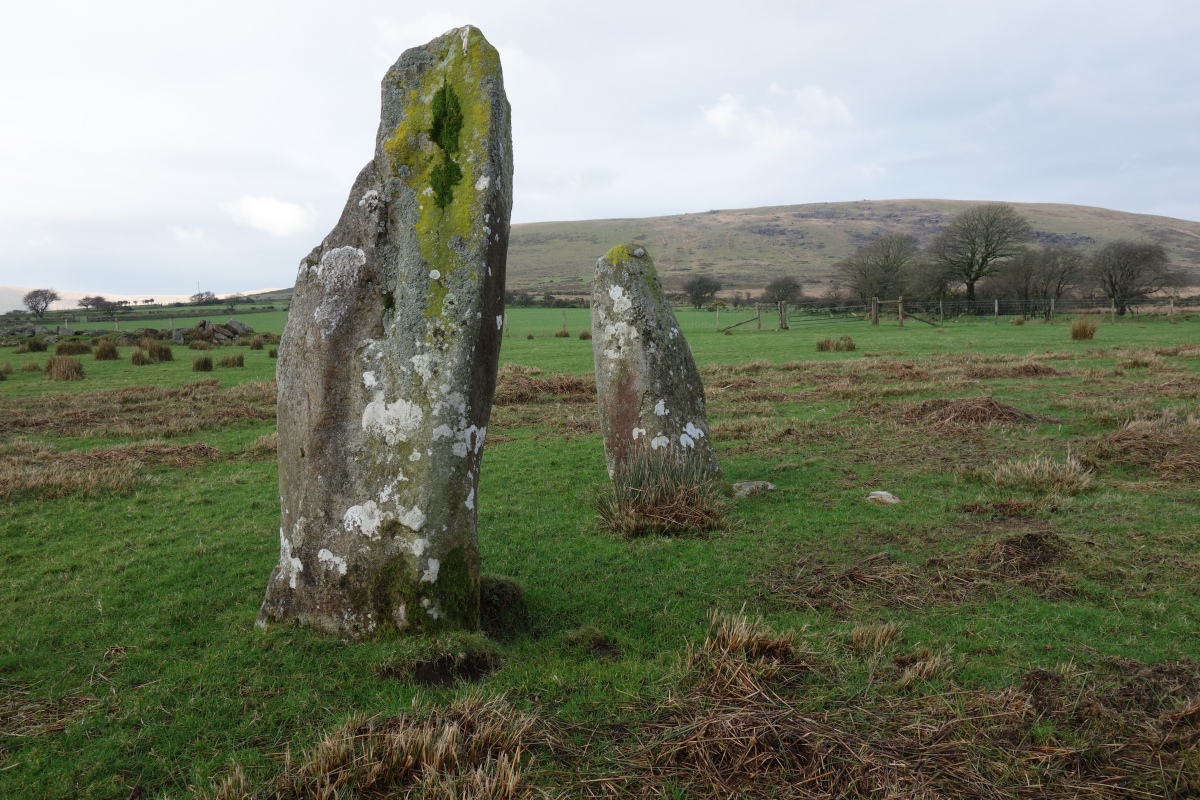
[596,447,728,536]
[140,338,173,362]
[494,364,594,405]
[248,335,264,350]
[130,346,150,366]
[816,335,856,352]
[197,692,544,800]
[904,396,1049,428]
[1070,315,1097,340]
[878,361,931,380]
[0,362,10,375]
[189,340,212,351]
[44,355,84,381]
[21,362,41,373]
[193,356,214,372]
[218,353,244,368]
[987,452,1094,496]
[553,328,570,338]
[54,340,91,356]
[1088,410,1200,479]
[0,683,97,737]
[848,621,904,657]
[93,339,119,360]
[965,361,1059,379]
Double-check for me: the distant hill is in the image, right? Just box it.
[506,200,1200,295]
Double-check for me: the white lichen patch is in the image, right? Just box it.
[357,189,379,209]
[680,433,695,449]
[684,421,706,440]
[409,538,430,557]
[475,174,490,191]
[278,529,304,589]
[496,314,504,330]
[632,426,647,440]
[362,396,424,445]
[411,353,434,382]
[608,285,633,315]
[312,246,366,336]
[464,488,475,510]
[421,558,440,583]
[409,450,422,462]
[399,506,426,532]
[362,371,377,389]
[651,434,670,450]
[317,548,348,576]
[654,399,669,416]
[429,269,441,280]
[344,501,384,539]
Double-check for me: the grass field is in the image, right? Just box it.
[2,308,1200,798]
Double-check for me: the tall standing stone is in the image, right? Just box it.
[591,245,720,480]
[257,26,512,637]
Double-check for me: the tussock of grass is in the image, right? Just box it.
[848,621,904,656]
[130,346,150,366]
[268,348,278,358]
[218,353,244,368]
[0,362,10,375]
[193,355,214,372]
[965,361,1059,379]
[54,341,91,356]
[21,361,41,373]
[197,693,542,800]
[987,453,1094,496]
[248,335,264,350]
[552,328,570,338]
[578,329,591,340]
[93,339,120,360]
[563,626,621,660]
[1070,315,1097,340]
[44,355,84,381]
[877,361,931,380]
[816,335,856,352]
[1089,410,1200,479]
[904,396,1047,428]
[0,684,97,737]
[140,338,173,362]
[188,340,212,351]
[596,447,728,536]
[24,339,48,353]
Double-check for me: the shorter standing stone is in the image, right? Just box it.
[591,245,719,480]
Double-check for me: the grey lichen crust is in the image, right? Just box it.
[258,26,513,637]
[591,245,720,480]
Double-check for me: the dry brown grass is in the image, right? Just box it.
[0,362,10,375]
[816,335,856,352]
[44,355,84,381]
[903,396,1049,428]
[553,328,570,338]
[21,362,41,373]
[586,612,1200,798]
[0,438,220,498]
[130,346,150,366]
[93,339,119,360]
[244,432,277,459]
[218,353,244,368]
[140,338,173,362]
[965,361,1060,379]
[269,348,278,358]
[1088,410,1200,479]
[877,361,931,381]
[1070,315,1098,340]
[248,335,264,350]
[0,379,275,439]
[196,693,545,800]
[193,356,214,372]
[987,453,1095,496]
[54,340,92,356]
[189,340,212,351]
[0,682,97,737]
[578,329,592,340]
[494,364,594,405]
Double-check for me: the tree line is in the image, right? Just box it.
[681,203,1187,315]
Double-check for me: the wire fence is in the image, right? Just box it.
[708,296,1188,331]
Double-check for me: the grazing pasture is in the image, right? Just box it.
[2,310,1199,798]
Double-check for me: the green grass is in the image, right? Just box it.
[2,309,1200,797]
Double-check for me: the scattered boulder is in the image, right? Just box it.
[115,333,140,347]
[225,318,253,336]
[591,244,720,480]
[172,329,186,345]
[733,480,776,498]
[258,26,513,638]
[57,325,73,336]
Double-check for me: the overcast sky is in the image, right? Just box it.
[1,0,1197,296]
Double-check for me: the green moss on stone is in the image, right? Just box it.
[605,244,634,264]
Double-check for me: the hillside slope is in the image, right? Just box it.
[507,200,1200,295]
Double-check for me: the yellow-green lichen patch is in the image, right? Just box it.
[605,244,634,264]
[380,28,502,321]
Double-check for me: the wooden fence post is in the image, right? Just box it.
[871,297,879,325]
[1049,298,1055,324]
[898,297,904,328]
[561,309,567,332]
[504,313,510,338]
[994,298,999,325]
[1170,298,1175,323]
[939,300,944,326]
[778,301,790,330]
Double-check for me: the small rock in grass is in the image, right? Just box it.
[867,490,901,505]
[732,480,776,498]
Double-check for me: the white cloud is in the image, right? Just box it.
[171,225,207,243]
[220,196,316,237]
[702,93,806,151]
[771,84,854,126]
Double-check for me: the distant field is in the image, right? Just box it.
[2,309,1200,797]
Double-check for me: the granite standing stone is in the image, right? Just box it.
[257,26,512,637]
[591,245,720,480]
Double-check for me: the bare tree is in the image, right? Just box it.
[1087,240,1181,314]
[22,289,60,318]
[987,245,1084,310]
[836,232,921,303]
[77,295,105,310]
[928,203,1032,302]
[763,276,803,304]
[681,275,722,309]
